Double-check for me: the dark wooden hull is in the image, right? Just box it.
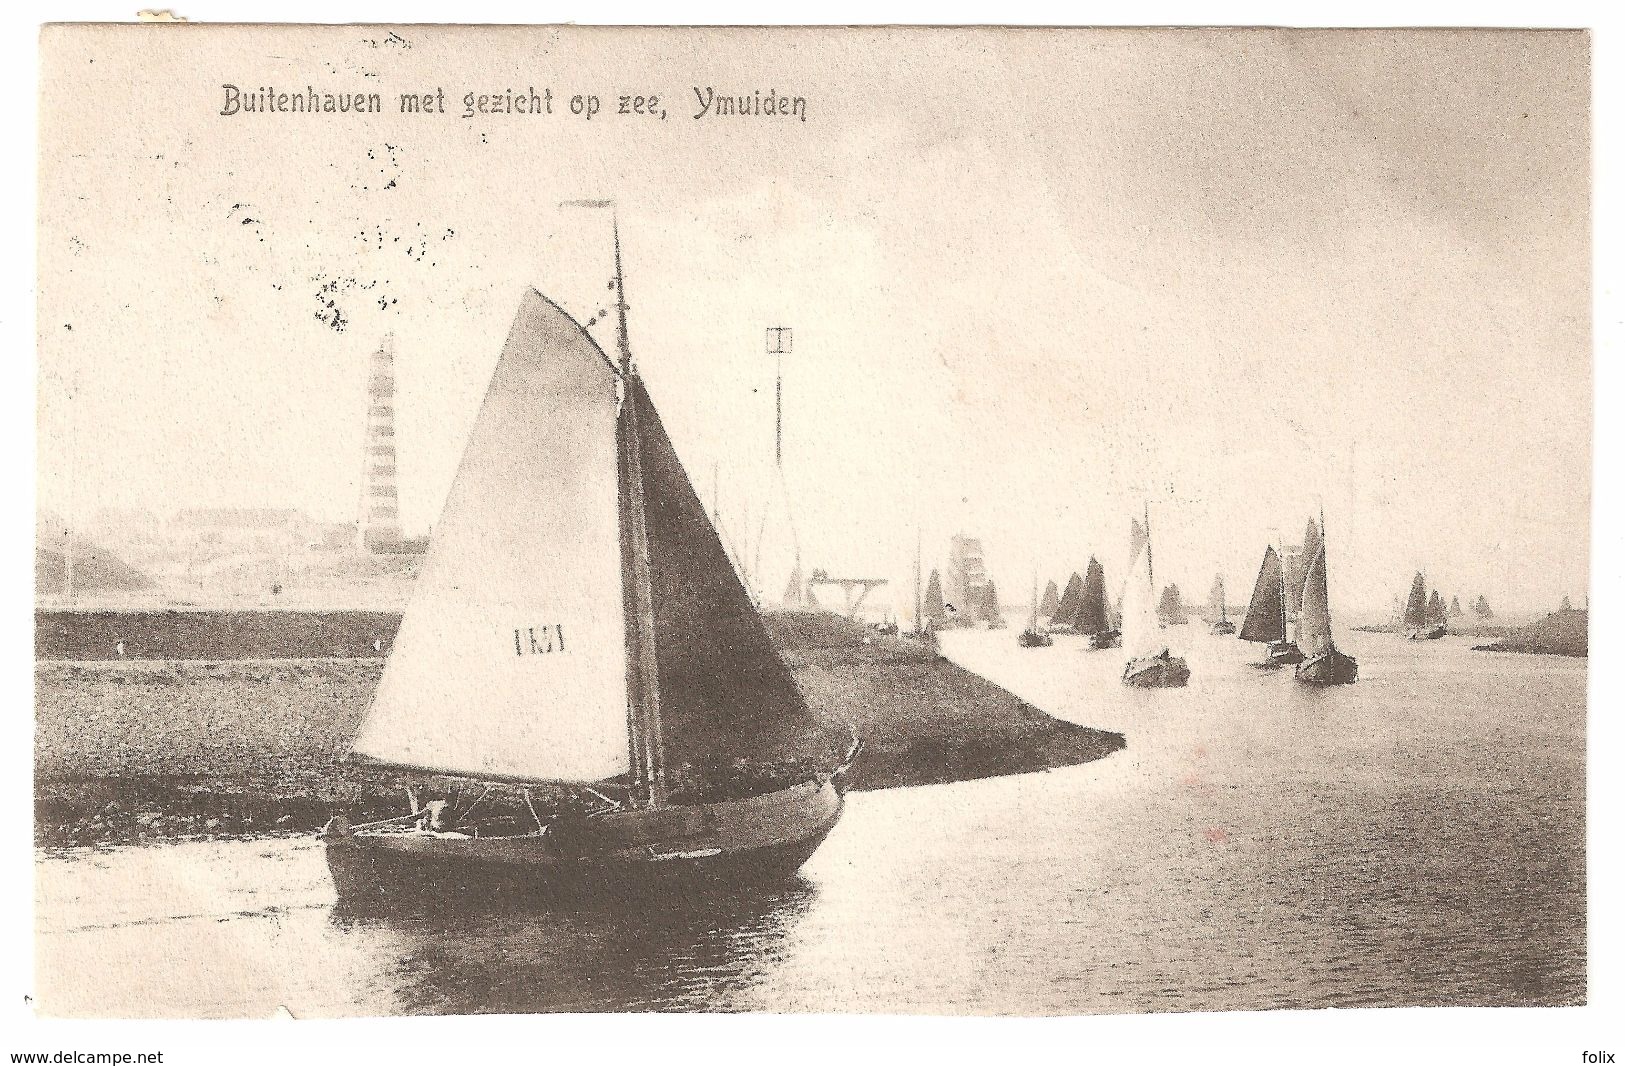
[1123,653,1189,687]
[1263,640,1304,667]
[1210,621,1237,636]
[1088,629,1121,650]
[1407,626,1446,640]
[1295,648,1358,686]
[1017,629,1052,648]
[323,777,844,905]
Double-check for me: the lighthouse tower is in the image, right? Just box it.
[357,334,403,553]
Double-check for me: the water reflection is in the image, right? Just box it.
[328,878,819,1014]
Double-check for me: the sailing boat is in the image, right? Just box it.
[1078,556,1119,649]
[1403,572,1444,640]
[1208,573,1236,635]
[1122,507,1189,687]
[982,580,1008,629]
[1039,579,1060,620]
[1018,573,1053,648]
[1426,591,1449,633]
[1050,571,1085,632]
[1238,544,1303,667]
[321,242,856,898]
[1294,510,1358,685]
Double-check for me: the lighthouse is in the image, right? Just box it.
[357,334,404,553]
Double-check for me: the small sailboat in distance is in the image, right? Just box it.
[1039,579,1060,620]
[1239,544,1303,667]
[1208,573,1236,635]
[1018,573,1053,648]
[1079,556,1120,649]
[1404,573,1444,640]
[1294,510,1358,685]
[1122,506,1190,688]
[321,228,856,901]
[1050,571,1085,632]
[983,580,1008,629]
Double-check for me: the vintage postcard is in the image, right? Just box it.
[30,18,1592,1050]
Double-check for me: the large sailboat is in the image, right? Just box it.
[321,235,856,900]
[1208,573,1236,635]
[1294,511,1358,685]
[1403,573,1445,640]
[1121,507,1189,688]
[1238,545,1304,667]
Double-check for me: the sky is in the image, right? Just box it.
[37,26,1590,615]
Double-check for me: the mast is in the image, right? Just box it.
[1277,534,1289,642]
[1319,502,1328,610]
[1144,502,1154,588]
[613,213,668,808]
[913,526,922,632]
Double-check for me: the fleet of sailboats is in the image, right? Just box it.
[308,215,1445,904]
[1404,573,1446,640]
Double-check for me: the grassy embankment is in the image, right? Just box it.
[36,610,1124,845]
[1471,609,1588,658]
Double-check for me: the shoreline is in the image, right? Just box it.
[35,612,1125,847]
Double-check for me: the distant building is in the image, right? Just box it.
[946,534,990,619]
[169,507,316,556]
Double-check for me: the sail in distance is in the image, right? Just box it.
[1239,547,1285,644]
[1298,545,1335,658]
[1121,536,1163,660]
[1040,579,1060,617]
[1054,571,1085,627]
[1075,557,1109,635]
[1404,573,1429,628]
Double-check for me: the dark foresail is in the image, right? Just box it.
[982,581,1003,623]
[1054,572,1085,627]
[1426,590,1448,628]
[1404,573,1428,628]
[630,378,843,778]
[1076,557,1108,635]
[1040,580,1060,617]
[1239,546,1285,644]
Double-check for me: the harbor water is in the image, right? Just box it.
[34,629,1584,1017]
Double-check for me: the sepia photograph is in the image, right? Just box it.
[21,13,1608,1060]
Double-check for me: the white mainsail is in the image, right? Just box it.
[1121,535,1164,660]
[349,290,632,782]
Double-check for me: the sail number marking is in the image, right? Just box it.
[513,625,567,657]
